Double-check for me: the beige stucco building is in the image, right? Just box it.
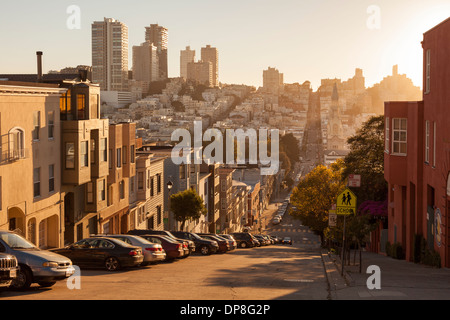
[0,81,67,248]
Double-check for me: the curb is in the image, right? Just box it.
[320,250,353,300]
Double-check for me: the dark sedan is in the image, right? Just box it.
[137,235,185,261]
[196,233,230,253]
[128,229,195,257]
[52,237,143,271]
[170,231,219,255]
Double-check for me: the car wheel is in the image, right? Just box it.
[105,257,120,271]
[10,265,32,291]
[200,245,210,255]
[240,242,247,248]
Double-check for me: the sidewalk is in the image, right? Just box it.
[322,249,450,300]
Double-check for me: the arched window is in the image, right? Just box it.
[9,127,25,159]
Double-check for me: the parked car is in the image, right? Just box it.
[137,234,185,261]
[52,237,143,271]
[0,230,75,290]
[254,235,270,246]
[91,234,166,265]
[281,237,293,245]
[170,231,219,255]
[218,234,237,250]
[0,252,18,289]
[196,233,230,253]
[269,235,282,244]
[128,229,195,257]
[230,232,257,248]
[272,216,281,225]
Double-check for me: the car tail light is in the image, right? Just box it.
[145,247,158,252]
[129,250,139,256]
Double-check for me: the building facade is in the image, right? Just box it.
[92,18,129,92]
[201,45,219,87]
[180,46,195,80]
[0,81,67,248]
[133,41,159,85]
[187,61,213,87]
[145,24,168,80]
[384,17,450,267]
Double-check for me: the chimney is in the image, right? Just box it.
[79,69,88,82]
[36,51,43,82]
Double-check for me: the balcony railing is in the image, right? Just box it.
[1,148,29,163]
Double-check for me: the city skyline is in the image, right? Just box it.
[1,0,450,89]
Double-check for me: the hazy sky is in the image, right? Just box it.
[1,0,450,89]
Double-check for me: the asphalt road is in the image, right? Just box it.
[0,222,327,301]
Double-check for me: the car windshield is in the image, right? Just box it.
[0,232,37,250]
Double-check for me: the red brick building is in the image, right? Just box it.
[384,17,450,267]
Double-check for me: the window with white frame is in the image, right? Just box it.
[392,118,407,155]
[33,167,40,198]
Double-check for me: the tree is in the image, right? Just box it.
[290,159,346,245]
[170,189,207,231]
[343,115,387,204]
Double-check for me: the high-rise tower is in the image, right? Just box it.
[92,18,129,91]
[145,24,168,80]
[201,45,219,87]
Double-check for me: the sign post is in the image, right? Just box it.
[336,188,357,275]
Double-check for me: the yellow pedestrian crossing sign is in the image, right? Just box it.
[336,188,357,215]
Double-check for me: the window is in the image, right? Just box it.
[425,49,431,94]
[433,122,436,168]
[65,142,75,169]
[119,180,125,199]
[33,111,40,141]
[150,177,154,197]
[179,165,186,179]
[130,145,135,163]
[385,117,389,154]
[77,94,86,120]
[48,112,54,139]
[392,118,407,155]
[98,179,105,201]
[9,128,25,159]
[157,174,161,194]
[122,146,127,165]
[157,206,162,225]
[116,148,122,168]
[49,164,55,193]
[86,182,94,203]
[90,140,96,164]
[138,172,144,190]
[425,120,430,163]
[100,138,107,162]
[33,167,40,198]
[80,141,88,167]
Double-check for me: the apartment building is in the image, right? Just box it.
[145,24,168,80]
[263,67,284,95]
[59,79,109,244]
[201,45,219,87]
[130,149,165,231]
[187,61,213,87]
[133,41,159,84]
[92,18,129,92]
[0,81,67,248]
[180,46,195,80]
[384,17,450,267]
[218,167,234,233]
[95,122,136,234]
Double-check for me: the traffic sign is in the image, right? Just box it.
[328,210,337,227]
[348,174,361,187]
[336,188,357,215]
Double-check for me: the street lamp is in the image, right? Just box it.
[167,181,173,229]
